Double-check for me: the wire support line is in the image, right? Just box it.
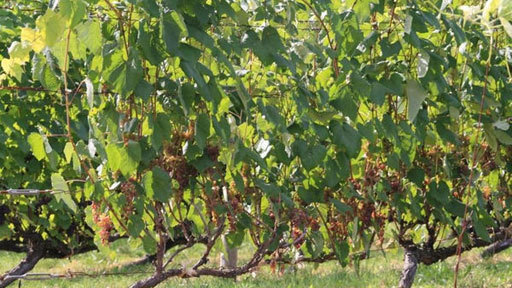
[0,189,68,195]
[1,270,153,281]
[0,86,114,95]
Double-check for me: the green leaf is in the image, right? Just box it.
[27,133,46,161]
[40,64,61,91]
[254,179,280,198]
[119,141,141,177]
[331,199,352,213]
[60,0,87,28]
[108,48,143,95]
[0,224,13,240]
[445,199,467,218]
[170,11,188,37]
[335,240,350,267]
[495,130,512,145]
[195,114,210,150]
[380,37,402,58]
[226,230,245,247]
[429,181,450,205]
[331,89,358,121]
[75,20,102,54]
[407,168,425,186]
[143,167,172,202]
[106,144,122,172]
[261,26,285,53]
[8,41,31,63]
[308,109,337,124]
[134,80,154,102]
[442,18,466,45]
[484,123,498,151]
[330,121,361,158]
[238,147,268,171]
[142,233,157,254]
[493,120,510,131]
[297,187,323,204]
[161,11,188,55]
[180,61,211,101]
[308,230,324,258]
[127,215,144,238]
[63,142,75,163]
[190,154,215,173]
[178,83,195,116]
[406,79,428,122]
[326,159,341,187]
[51,173,77,213]
[151,113,172,152]
[304,144,327,171]
[137,20,165,65]
[472,212,491,242]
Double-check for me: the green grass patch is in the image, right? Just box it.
[1,240,511,287]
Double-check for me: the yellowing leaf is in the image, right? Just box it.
[316,68,333,88]
[27,132,47,161]
[501,17,512,38]
[500,1,512,20]
[1,58,23,81]
[217,97,231,116]
[64,142,75,163]
[37,9,67,48]
[459,5,481,21]
[483,0,502,27]
[21,28,45,53]
[8,41,31,64]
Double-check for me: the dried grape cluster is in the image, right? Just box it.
[151,126,199,198]
[227,193,243,231]
[290,208,308,248]
[91,201,112,245]
[328,217,347,239]
[161,153,197,191]
[120,180,137,218]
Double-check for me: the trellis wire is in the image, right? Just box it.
[2,270,153,281]
[0,86,113,95]
[0,189,67,195]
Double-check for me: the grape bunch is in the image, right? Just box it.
[328,219,347,239]
[119,180,136,218]
[91,201,113,245]
[97,215,113,245]
[290,209,308,248]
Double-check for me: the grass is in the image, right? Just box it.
[1,240,512,288]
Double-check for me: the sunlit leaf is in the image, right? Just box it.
[406,79,428,122]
